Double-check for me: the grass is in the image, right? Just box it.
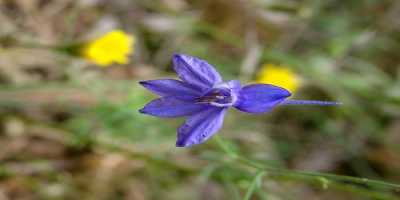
[0,0,399,199]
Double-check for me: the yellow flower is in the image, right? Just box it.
[82,30,135,67]
[256,63,300,93]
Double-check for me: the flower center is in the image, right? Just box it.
[196,83,237,107]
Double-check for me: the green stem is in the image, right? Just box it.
[214,136,400,192]
[243,170,266,200]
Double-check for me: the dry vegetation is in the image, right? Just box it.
[0,0,400,199]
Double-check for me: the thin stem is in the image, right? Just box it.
[214,136,400,193]
[281,99,342,106]
[243,170,266,200]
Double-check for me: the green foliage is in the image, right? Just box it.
[0,0,400,199]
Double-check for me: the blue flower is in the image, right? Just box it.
[139,54,340,147]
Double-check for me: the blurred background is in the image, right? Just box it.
[0,0,400,199]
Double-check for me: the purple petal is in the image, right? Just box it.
[235,84,291,113]
[139,96,206,118]
[139,79,201,100]
[176,107,227,147]
[173,54,222,89]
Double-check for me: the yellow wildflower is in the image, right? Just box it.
[256,63,300,93]
[82,30,135,67]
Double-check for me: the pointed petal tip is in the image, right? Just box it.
[175,141,190,148]
[138,80,148,87]
[176,138,199,147]
[139,80,154,89]
[172,53,184,60]
[138,106,152,115]
[138,108,146,114]
[175,133,190,147]
[278,86,292,97]
[172,53,189,64]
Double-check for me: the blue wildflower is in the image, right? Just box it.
[139,54,340,147]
